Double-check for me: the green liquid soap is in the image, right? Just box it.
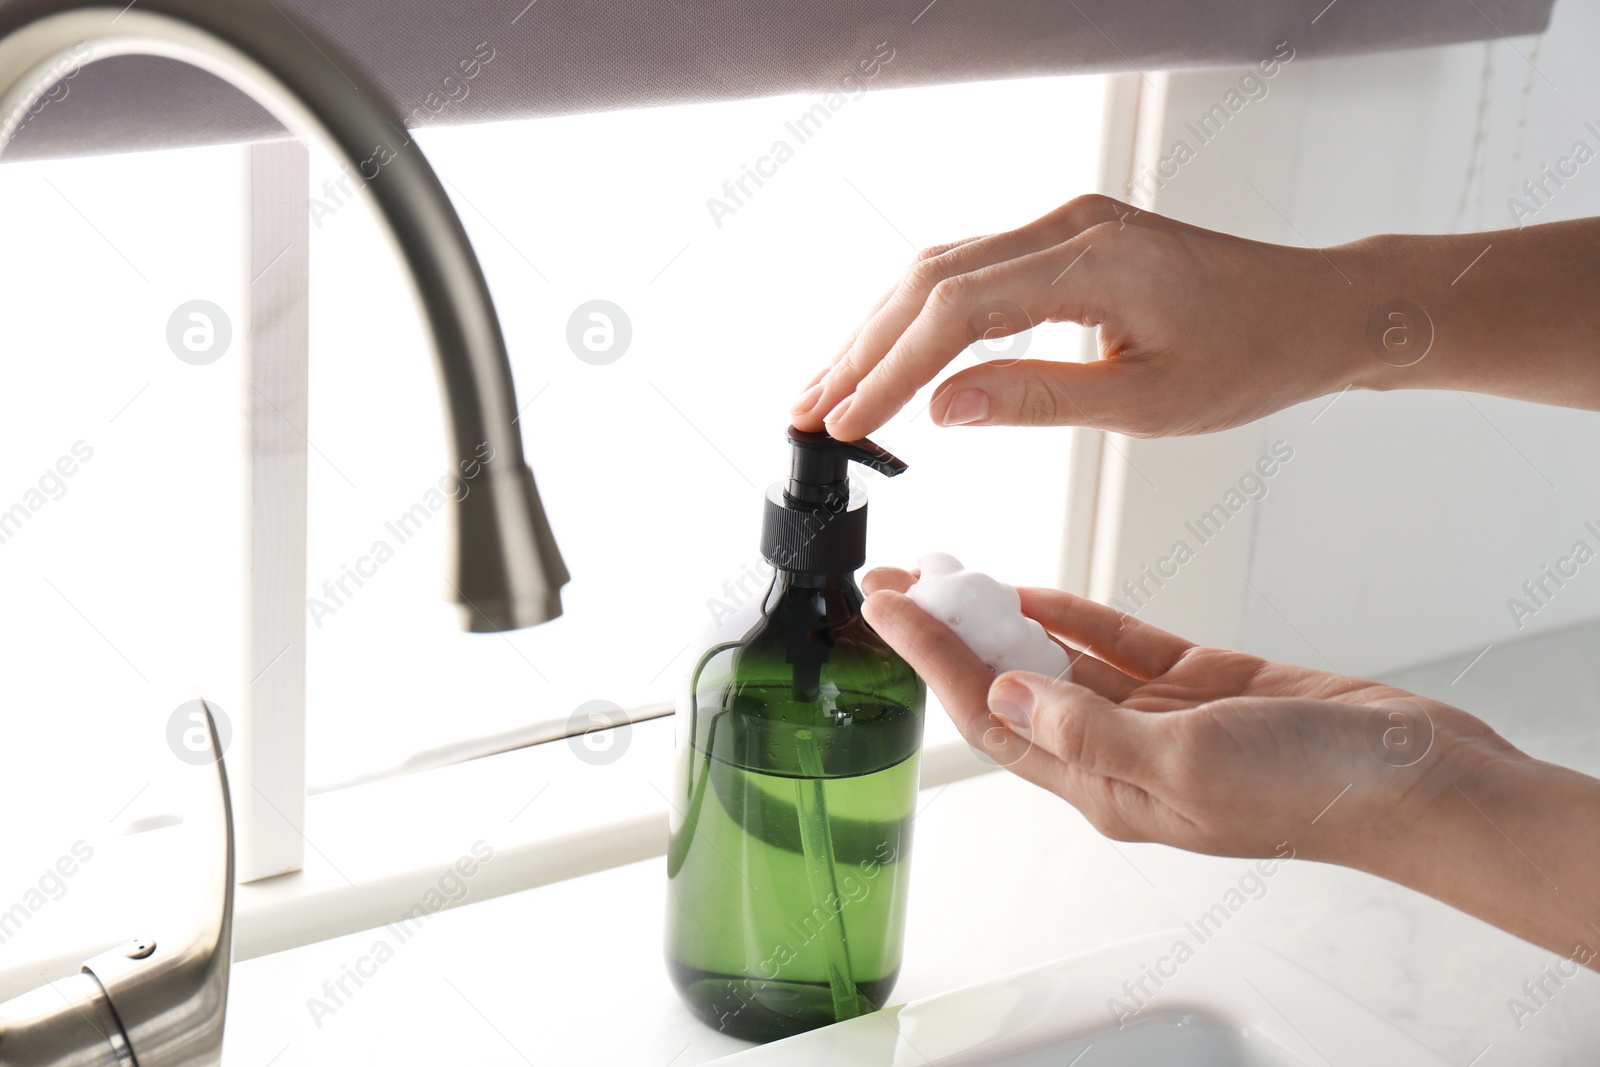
[665,427,924,1043]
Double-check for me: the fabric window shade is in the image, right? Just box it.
[0,0,1555,160]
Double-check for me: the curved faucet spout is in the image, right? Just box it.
[0,0,569,631]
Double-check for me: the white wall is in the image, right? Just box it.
[1095,0,1600,678]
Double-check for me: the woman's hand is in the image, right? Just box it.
[861,566,1516,866]
[793,198,1600,441]
[791,195,1374,441]
[861,566,1600,964]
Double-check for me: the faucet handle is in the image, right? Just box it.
[0,703,234,1067]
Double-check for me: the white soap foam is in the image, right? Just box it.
[906,553,1071,679]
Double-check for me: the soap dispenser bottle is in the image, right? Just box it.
[666,427,926,1042]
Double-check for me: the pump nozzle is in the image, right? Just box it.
[785,428,908,506]
[762,427,908,574]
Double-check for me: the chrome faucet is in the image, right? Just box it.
[0,0,570,632]
[0,0,571,1062]
[0,704,233,1067]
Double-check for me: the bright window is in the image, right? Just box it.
[0,72,1106,895]
[302,73,1105,788]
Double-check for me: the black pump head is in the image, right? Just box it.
[784,428,908,506]
[761,426,908,574]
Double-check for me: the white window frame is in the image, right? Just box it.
[1083,68,1310,655]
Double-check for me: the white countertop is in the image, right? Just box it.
[221,619,1600,1065]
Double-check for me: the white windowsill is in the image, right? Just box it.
[0,712,996,1002]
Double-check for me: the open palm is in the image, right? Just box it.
[861,566,1522,867]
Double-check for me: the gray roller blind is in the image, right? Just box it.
[2,0,1555,161]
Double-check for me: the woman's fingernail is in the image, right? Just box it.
[988,677,1035,739]
[792,382,824,415]
[939,389,990,426]
[823,395,854,432]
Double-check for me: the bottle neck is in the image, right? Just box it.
[763,567,863,615]
[763,568,864,701]
[769,567,860,592]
